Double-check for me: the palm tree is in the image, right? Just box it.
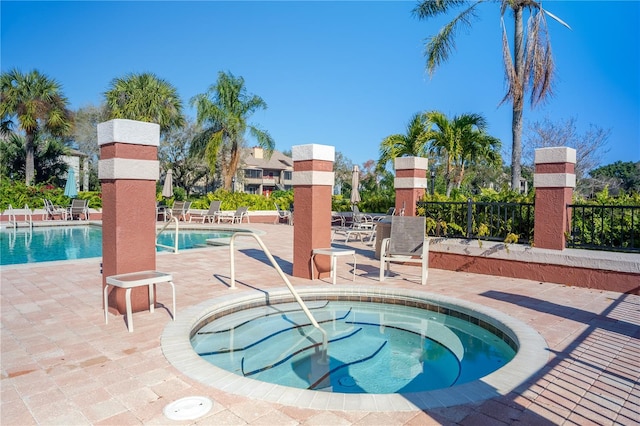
[0,69,73,185]
[104,72,185,133]
[423,111,500,196]
[377,112,429,171]
[190,71,275,190]
[413,0,570,191]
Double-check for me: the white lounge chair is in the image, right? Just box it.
[218,206,249,224]
[68,199,89,220]
[274,203,292,225]
[189,200,222,223]
[43,198,67,220]
[169,201,191,221]
[379,216,429,285]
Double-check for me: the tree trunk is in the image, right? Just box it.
[25,132,35,185]
[511,5,525,192]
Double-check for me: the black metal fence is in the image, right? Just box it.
[567,204,640,253]
[417,200,640,253]
[417,200,534,244]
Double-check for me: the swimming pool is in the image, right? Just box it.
[0,226,233,265]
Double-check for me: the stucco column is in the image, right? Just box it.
[98,119,160,314]
[292,144,335,279]
[394,157,428,217]
[533,147,576,250]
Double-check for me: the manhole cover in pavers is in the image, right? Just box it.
[163,396,213,421]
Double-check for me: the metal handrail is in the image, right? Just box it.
[229,231,328,363]
[156,216,179,253]
[6,204,33,229]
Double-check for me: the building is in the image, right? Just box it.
[237,147,293,196]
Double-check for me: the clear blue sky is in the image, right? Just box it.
[2,1,639,170]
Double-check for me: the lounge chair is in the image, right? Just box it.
[331,206,377,243]
[189,200,222,223]
[352,205,375,230]
[274,203,292,225]
[218,206,249,224]
[68,199,89,220]
[169,201,191,221]
[43,198,67,220]
[379,216,429,285]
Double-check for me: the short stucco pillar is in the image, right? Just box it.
[292,144,335,279]
[394,157,429,217]
[98,119,160,314]
[533,147,576,250]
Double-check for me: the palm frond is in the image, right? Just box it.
[422,1,481,76]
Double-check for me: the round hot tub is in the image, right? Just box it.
[161,286,548,411]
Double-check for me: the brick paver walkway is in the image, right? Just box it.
[1,223,638,425]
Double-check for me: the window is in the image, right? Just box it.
[244,169,262,179]
[284,171,292,180]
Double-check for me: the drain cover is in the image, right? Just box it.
[163,396,213,421]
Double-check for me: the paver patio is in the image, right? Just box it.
[1,222,638,425]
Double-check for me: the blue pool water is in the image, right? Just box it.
[0,226,232,265]
[191,300,516,394]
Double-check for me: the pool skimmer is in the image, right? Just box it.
[163,396,212,421]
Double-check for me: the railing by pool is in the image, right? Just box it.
[228,231,328,363]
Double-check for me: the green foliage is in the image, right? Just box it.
[0,133,70,185]
[0,178,101,211]
[419,188,535,242]
[569,188,640,251]
[590,161,640,193]
[171,189,296,211]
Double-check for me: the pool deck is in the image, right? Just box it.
[1,222,639,425]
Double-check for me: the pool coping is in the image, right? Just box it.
[161,285,549,412]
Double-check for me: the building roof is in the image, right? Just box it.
[242,147,293,171]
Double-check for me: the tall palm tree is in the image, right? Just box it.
[377,112,429,171]
[190,71,274,190]
[413,0,570,191]
[0,69,73,185]
[104,72,185,133]
[423,111,500,196]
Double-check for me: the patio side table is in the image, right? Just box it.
[311,248,357,285]
[104,270,175,332]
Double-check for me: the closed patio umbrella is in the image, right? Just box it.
[350,165,361,206]
[64,167,78,198]
[162,169,174,198]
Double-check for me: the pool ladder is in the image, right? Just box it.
[156,216,179,253]
[229,231,329,364]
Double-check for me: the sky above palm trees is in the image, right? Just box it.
[2,1,638,170]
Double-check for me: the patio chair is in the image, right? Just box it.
[352,205,375,230]
[169,201,191,221]
[274,203,292,225]
[68,199,89,221]
[43,198,67,220]
[218,206,249,224]
[379,216,429,286]
[189,200,222,223]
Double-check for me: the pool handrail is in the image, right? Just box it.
[5,204,33,229]
[156,216,179,253]
[229,231,329,363]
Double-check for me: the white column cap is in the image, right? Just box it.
[98,119,160,147]
[534,147,576,164]
[394,156,429,170]
[292,144,335,162]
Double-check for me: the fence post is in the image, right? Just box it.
[292,144,335,279]
[467,198,473,238]
[533,147,576,250]
[394,157,428,217]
